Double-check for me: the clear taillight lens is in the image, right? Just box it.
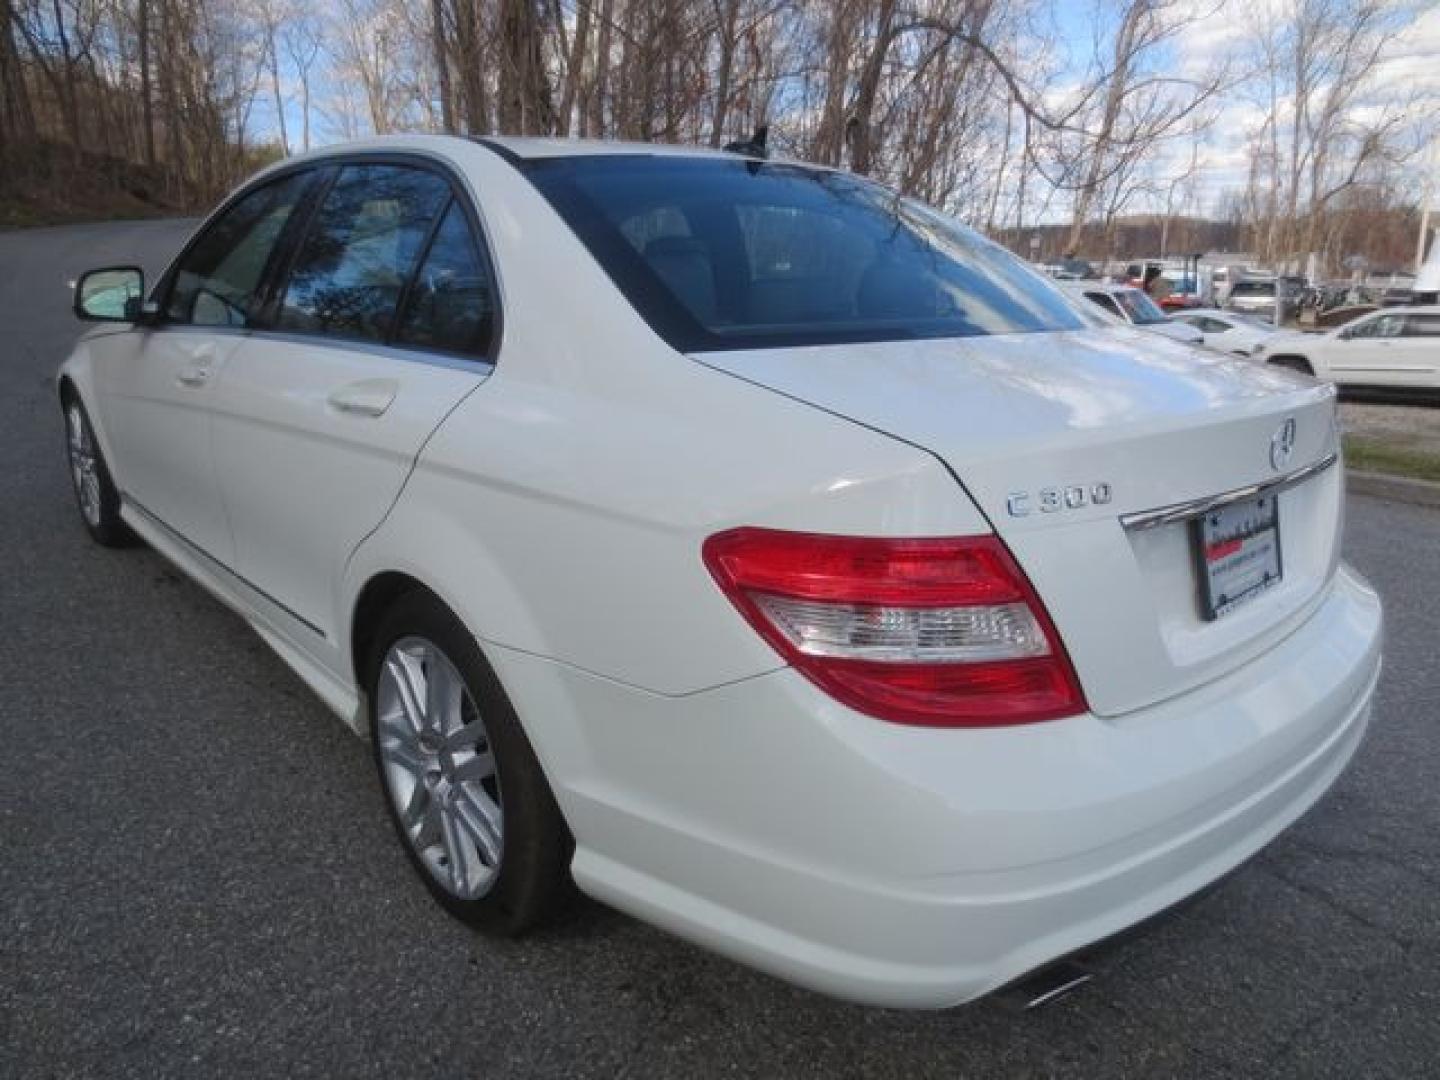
[703,528,1087,726]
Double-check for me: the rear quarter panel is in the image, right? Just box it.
[343,143,989,696]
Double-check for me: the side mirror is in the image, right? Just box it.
[74,266,147,322]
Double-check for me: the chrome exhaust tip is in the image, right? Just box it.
[996,959,1095,1011]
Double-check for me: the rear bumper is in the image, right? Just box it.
[492,563,1382,1008]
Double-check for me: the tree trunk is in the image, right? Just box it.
[431,0,456,133]
[708,0,740,147]
[268,33,289,155]
[497,0,554,135]
[137,0,156,166]
[557,0,592,137]
[587,0,613,137]
[846,0,898,176]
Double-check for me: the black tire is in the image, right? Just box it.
[1270,355,1314,376]
[366,590,574,934]
[62,393,137,548]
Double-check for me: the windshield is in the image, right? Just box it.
[524,156,1084,352]
[1112,288,1167,325]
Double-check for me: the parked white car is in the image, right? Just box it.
[59,136,1381,1009]
[1255,306,1440,389]
[1172,308,1279,357]
[1064,282,1204,344]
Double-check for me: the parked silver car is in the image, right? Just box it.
[1224,279,1298,324]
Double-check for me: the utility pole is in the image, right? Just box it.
[1421,207,1433,273]
[1419,137,1437,273]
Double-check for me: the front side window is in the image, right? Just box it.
[277,164,451,343]
[166,171,314,327]
[526,156,1082,352]
[1351,313,1406,339]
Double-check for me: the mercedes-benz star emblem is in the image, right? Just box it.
[1270,417,1297,471]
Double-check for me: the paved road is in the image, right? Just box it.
[2,220,1438,1079]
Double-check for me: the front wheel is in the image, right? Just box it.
[63,396,136,547]
[367,591,573,934]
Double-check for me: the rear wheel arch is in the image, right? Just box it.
[350,570,430,688]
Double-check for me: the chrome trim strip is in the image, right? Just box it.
[1120,452,1339,531]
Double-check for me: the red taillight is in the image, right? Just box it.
[702,528,1087,726]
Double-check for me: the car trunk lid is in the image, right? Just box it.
[698,328,1343,716]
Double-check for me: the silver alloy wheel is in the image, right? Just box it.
[376,636,503,899]
[66,404,102,527]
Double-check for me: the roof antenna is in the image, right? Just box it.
[723,124,769,159]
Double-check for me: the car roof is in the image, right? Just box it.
[1063,282,1140,295]
[266,133,759,171]
[482,135,746,161]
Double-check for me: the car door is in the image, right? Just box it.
[92,170,319,564]
[1396,313,1440,387]
[208,160,498,642]
[1328,311,1409,386]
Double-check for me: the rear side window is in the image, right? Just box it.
[526,156,1082,352]
[1404,313,1440,337]
[166,172,313,327]
[394,202,496,355]
[1084,292,1123,320]
[277,165,450,343]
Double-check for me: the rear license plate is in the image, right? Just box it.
[1193,494,1282,620]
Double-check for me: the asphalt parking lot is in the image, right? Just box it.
[3,220,1438,1079]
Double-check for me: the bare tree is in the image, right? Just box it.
[281,9,323,151]
[1042,0,1225,253]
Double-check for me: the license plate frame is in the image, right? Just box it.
[1192,493,1283,621]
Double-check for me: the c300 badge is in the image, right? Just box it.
[1007,483,1113,517]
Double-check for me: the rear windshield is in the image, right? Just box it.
[1229,281,1275,297]
[524,156,1083,352]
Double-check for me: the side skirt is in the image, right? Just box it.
[120,498,365,736]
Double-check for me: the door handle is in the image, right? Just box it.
[327,378,398,418]
[176,343,217,388]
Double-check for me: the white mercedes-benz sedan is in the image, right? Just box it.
[59,135,1382,1008]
